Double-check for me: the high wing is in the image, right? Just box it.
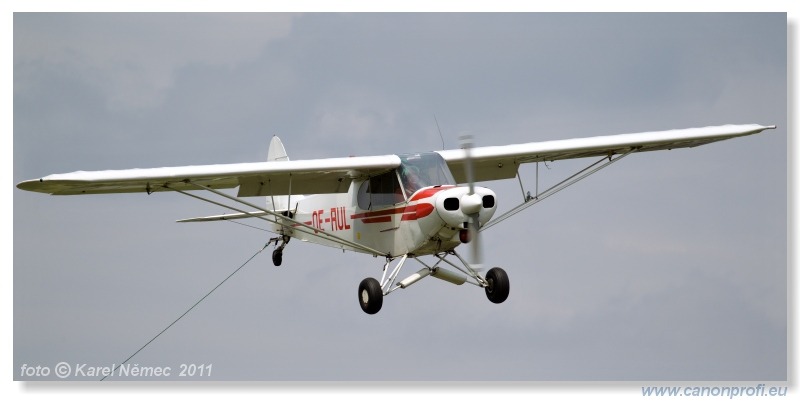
[17,155,401,196]
[437,124,776,183]
[17,124,775,196]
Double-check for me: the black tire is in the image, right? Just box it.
[358,278,383,315]
[272,249,283,267]
[485,267,510,304]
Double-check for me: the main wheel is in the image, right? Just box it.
[484,267,510,304]
[272,249,283,267]
[358,278,383,315]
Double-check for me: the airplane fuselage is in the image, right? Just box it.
[275,152,497,258]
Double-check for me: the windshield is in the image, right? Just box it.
[398,152,456,196]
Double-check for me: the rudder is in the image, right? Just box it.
[265,136,293,212]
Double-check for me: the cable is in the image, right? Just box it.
[226,219,272,233]
[100,242,269,380]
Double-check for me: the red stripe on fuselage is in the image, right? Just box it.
[408,185,454,202]
[351,203,435,223]
[362,216,392,224]
[400,203,435,221]
[351,207,407,220]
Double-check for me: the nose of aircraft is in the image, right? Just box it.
[460,193,483,215]
[434,186,498,229]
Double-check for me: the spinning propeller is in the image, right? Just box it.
[459,134,509,304]
[459,134,483,273]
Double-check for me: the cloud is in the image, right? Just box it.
[14,13,296,111]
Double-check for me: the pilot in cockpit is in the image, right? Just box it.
[398,165,424,197]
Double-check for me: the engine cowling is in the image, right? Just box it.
[434,186,497,230]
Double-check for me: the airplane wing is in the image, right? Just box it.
[17,155,401,196]
[437,124,776,183]
[17,124,776,196]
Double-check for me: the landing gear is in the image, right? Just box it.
[269,235,290,267]
[484,267,510,304]
[271,249,283,266]
[358,278,383,315]
[354,253,511,315]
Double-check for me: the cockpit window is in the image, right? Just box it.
[356,153,455,210]
[398,152,455,196]
[357,170,404,210]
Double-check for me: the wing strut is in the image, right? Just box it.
[167,182,389,257]
[481,149,635,232]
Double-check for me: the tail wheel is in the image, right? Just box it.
[485,267,510,304]
[358,278,383,315]
[272,249,283,266]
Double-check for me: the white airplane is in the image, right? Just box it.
[17,124,776,314]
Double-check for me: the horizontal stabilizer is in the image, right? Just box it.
[177,211,273,223]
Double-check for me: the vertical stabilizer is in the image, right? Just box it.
[265,136,292,212]
[267,136,290,163]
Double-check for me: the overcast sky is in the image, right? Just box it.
[12,12,786,385]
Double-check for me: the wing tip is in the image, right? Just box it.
[16,178,49,193]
